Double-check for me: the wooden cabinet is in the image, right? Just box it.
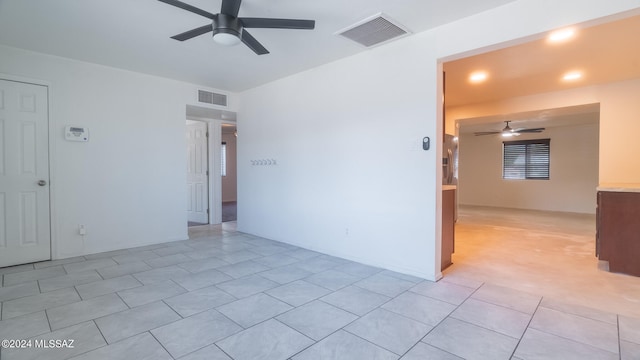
[596,190,640,277]
[442,188,456,270]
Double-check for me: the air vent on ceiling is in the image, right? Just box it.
[198,90,227,107]
[336,13,410,48]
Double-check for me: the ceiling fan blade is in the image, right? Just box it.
[474,131,501,136]
[221,0,242,17]
[515,128,545,133]
[241,29,269,55]
[240,18,315,29]
[157,0,216,19]
[171,24,213,41]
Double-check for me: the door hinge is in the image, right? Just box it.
[206,132,209,138]
[206,170,209,176]
[207,209,209,214]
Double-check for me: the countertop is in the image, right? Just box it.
[597,183,640,193]
[443,185,457,191]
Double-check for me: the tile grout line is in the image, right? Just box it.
[160,298,184,319]
[508,294,543,359]
[92,319,110,348]
[316,284,425,357]
[148,330,177,359]
[617,315,622,360]
[523,299,622,357]
[469,294,538,317]
[406,281,486,358]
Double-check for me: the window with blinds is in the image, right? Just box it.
[503,139,550,180]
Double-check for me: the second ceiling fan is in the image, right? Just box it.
[474,121,545,137]
[158,0,315,55]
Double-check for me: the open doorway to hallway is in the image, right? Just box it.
[185,104,237,227]
[221,124,237,222]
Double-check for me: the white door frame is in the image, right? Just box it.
[0,72,56,262]
[210,119,237,224]
[186,114,236,225]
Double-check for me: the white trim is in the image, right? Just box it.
[210,119,237,225]
[209,121,222,224]
[434,63,444,280]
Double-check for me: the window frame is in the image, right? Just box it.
[502,138,550,180]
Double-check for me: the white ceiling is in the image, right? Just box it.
[445,13,640,107]
[446,13,640,132]
[0,0,518,92]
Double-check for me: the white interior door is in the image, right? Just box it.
[0,79,51,267]
[186,120,209,223]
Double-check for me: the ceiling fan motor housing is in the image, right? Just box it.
[213,13,242,38]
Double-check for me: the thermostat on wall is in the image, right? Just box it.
[65,126,89,142]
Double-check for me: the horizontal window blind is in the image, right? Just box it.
[503,139,550,180]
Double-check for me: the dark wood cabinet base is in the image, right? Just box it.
[442,189,455,271]
[597,190,640,277]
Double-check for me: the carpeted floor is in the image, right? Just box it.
[222,201,237,222]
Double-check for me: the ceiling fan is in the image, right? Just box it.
[158,0,315,55]
[474,121,545,137]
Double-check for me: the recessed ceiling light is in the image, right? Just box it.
[548,28,576,43]
[469,71,488,83]
[563,71,583,81]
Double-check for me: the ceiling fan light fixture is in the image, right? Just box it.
[212,13,242,46]
[501,132,520,137]
[213,31,241,46]
[500,121,519,137]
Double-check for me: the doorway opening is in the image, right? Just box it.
[435,13,640,311]
[185,104,237,228]
[451,105,601,284]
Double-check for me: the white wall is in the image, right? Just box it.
[598,78,640,184]
[458,124,599,213]
[239,34,440,279]
[238,0,640,280]
[221,132,237,202]
[0,44,236,259]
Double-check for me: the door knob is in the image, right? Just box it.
[38,180,47,186]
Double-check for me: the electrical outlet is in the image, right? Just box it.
[78,224,86,235]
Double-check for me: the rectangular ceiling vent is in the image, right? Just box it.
[198,90,227,107]
[336,13,411,48]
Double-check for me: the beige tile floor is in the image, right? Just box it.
[447,205,640,319]
[0,212,639,359]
